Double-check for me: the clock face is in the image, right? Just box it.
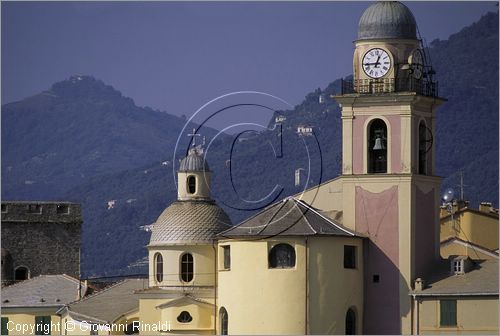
[362,48,391,79]
[410,49,424,79]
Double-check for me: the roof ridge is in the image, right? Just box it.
[441,237,499,256]
[218,199,283,236]
[292,199,317,234]
[294,199,356,237]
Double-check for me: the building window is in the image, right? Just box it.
[453,259,463,274]
[440,300,457,327]
[345,308,356,335]
[344,245,356,269]
[1,204,7,213]
[269,243,296,268]
[187,175,196,194]
[368,119,387,173]
[418,120,432,175]
[180,253,194,282]
[27,204,42,214]
[14,266,29,281]
[35,316,51,335]
[154,253,163,283]
[373,274,380,283]
[1,317,9,335]
[219,307,228,335]
[56,204,70,214]
[177,311,193,323]
[223,246,231,270]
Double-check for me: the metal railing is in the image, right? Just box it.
[341,77,438,98]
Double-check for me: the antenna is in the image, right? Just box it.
[457,171,467,201]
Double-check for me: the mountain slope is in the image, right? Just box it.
[2,76,196,199]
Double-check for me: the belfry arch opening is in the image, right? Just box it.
[368,119,388,173]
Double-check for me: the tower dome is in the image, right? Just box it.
[357,1,417,40]
[179,148,210,172]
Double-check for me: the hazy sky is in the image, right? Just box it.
[2,1,496,125]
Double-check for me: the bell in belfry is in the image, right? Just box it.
[373,130,386,150]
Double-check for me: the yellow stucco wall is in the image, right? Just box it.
[147,244,216,288]
[308,236,364,334]
[440,241,498,260]
[138,297,214,335]
[1,311,62,336]
[58,314,109,336]
[440,211,499,251]
[217,236,363,335]
[217,238,306,335]
[417,296,499,334]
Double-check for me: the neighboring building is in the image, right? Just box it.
[411,259,499,334]
[1,202,82,284]
[1,275,86,336]
[440,201,499,259]
[440,237,499,261]
[58,279,147,336]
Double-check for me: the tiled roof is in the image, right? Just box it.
[412,259,499,296]
[65,279,147,324]
[149,200,232,245]
[1,274,83,308]
[219,197,361,238]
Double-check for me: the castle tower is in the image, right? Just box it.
[334,2,445,334]
[140,146,231,334]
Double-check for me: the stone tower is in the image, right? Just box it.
[334,1,445,334]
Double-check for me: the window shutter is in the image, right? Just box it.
[1,317,9,335]
[440,300,457,327]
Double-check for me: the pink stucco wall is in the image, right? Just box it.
[415,186,437,277]
[355,185,401,334]
[351,115,401,174]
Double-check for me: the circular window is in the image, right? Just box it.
[177,311,193,323]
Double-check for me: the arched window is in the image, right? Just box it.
[14,266,29,281]
[177,311,193,323]
[345,308,356,335]
[154,253,163,283]
[187,175,196,194]
[180,253,194,282]
[219,307,228,335]
[418,121,429,175]
[368,119,387,173]
[269,243,296,268]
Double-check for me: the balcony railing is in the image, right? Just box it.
[341,77,438,98]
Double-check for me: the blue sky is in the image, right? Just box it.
[2,1,496,127]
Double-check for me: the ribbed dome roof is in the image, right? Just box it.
[149,201,231,245]
[358,1,417,40]
[179,148,210,172]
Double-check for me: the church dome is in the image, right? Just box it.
[179,148,210,172]
[357,1,417,40]
[149,200,231,245]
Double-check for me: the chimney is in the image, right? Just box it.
[414,278,425,291]
[479,202,494,213]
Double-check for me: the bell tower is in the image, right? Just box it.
[334,1,445,334]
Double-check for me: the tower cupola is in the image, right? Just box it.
[177,147,212,201]
[357,1,417,41]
